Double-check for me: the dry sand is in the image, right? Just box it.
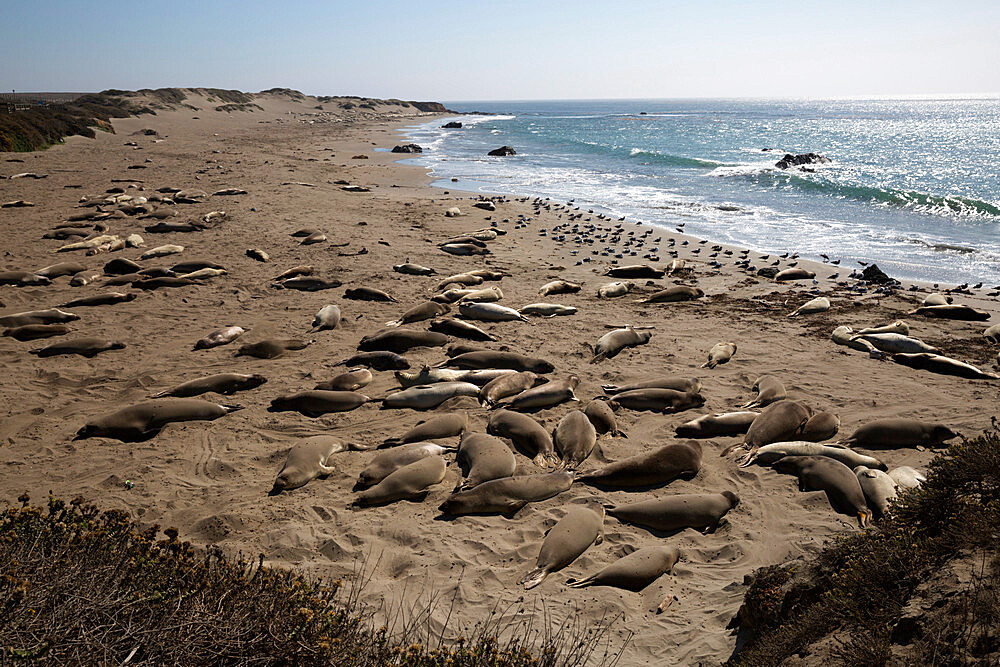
[1,91,998,664]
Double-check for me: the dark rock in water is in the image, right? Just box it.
[756,267,779,279]
[442,121,463,128]
[391,144,423,154]
[473,201,496,211]
[487,146,516,157]
[861,264,892,284]
[775,153,831,170]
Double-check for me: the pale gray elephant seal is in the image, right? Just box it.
[504,375,579,411]
[675,412,758,438]
[607,492,739,533]
[578,440,701,488]
[775,267,816,281]
[888,466,925,489]
[311,305,342,331]
[772,455,871,527]
[437,470,574,517]
[722,399,812,458]
[152,373,266,398]
[601,377,701,395]
[76,399,241,441]
[354,455,447,506]
[315,368,373,391]
[457,432,516,489]
[566,546,680,591]
[194,326,245,350]
[487,410,559,467]
[838,418,958,449]
[736,441,885,470]
[520,504,604,589]
[358,442,456,487]
[235,339,311,359]
[381,382,480,410]
[584,399,625,437]
[30,337,125,358]
[854,465,898,519]
[606,389,705,414]
[387,301,450,327]
[269,391,368,417]
[382,413,469,447]
[479,371,538,408]
[0,308,79,328]
[702,342,737,369]
[591,327,652,363]
[270,436,363,494]
[740,375,786,409]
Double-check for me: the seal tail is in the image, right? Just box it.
[220,404,244,414]
[590,353,607,364]
[720,442,748,457]
[701,360,716,369]
[612,428,627,438]
[736,449,759,468]
[565,575,594,589]
[520,568,549,590]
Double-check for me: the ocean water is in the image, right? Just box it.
[400,98,1000,286]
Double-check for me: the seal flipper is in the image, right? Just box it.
[520,567,549,590]
[565,575,595,589]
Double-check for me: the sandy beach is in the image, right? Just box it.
[1,90,997,665]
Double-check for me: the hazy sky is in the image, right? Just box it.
[5,0,999,100]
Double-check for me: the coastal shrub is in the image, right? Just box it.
[0,94,139,152]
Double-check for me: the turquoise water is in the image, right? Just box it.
[401,98,1000,285]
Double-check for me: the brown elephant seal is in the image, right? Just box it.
[300,231,326,245]
[268,391,369,417]
[642,285,704,303]
[675,412,758,438]
[383,412,469,447]
[358,442,456,487]
[605,265,664,279]
[702,342,737,369]
[133,277,201,290]
[35,261,87,279]
[358,329,449,353]
[270,436,363,494]
[722,399,812,458]
[553,410,596,469]
[171,260,224,274]
[520,505,604,589]
[487,410,559,467]
[387,301,450,327]
[504,376,580,411]
[774,268,816,281]
[315,368,373,391]
[584,399,625,437]
[607,491,739,533]
[76,399,241,441]
[194,326,245,350]
[457,432,516,489]
[983,323,1000,344]
[480,371,538,408]
[437,470,574,517]
[891,352,999,380]
[152,373,266,398]
[907,304,990,321]
[854,465,898,519]
[345,286,396,302]
[310,305,341,331]
[395,366,516,388]
[235,339,311,359]
[335,351,410,371]
[801,411,841,441]
[0,271,50,287]
[852,333,937,354]
[519,303,578,317]
[274,276,342,292]
[789,296,830,317]
[737,441,886,470]
[591,327,652,363]
[538,280,582,296]
[0,308,79,328]
[70,270,101,286]
[393,262,435,276]
[772,455,871,527]
[838,418,958,449]
[60,292,137,308]
[381,382,480,410]
[446,343,488,357]
[601,377,701,395]
[354,455,448,506]
[606,389,705,414]
[578,440,702,488]
[274,265,314,281]
[567,546,681,592]
[739,375,786,409]
[441,351,554,373]
[428,317,498,342]
[30,337,125,358]
[2,323,73,341]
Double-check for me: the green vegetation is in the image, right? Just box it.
[0,94,141,152]
[0,496,625,665]
[730,427,1000,666]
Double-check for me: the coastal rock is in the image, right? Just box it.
[756,267,779,279]
[861,264,892,284]
[487,146,516,157]
[775,153,831,170]
[473,201,496,211]
[391,144,423,154]
[442,121,463,128]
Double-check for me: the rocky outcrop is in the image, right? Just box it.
[487,146,516,157]
[775,153,831,170]
[442,121,463,129]
[860,264,892,284]
[391,144,423,154]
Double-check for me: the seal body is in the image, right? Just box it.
[908,305,990,321]
[269,391,368,416]
[355,455,447,506]
[642,285,703,303]
[567,546,680,591]
[738,400,812,452]
[608,492,739,533]
[236,339,310,359]
[740,375,786,409]
[479,371,538,407]
[584,399,624,436]
[577,441,702,488]
[0,308,79,328]
[457,432,516,489]
[344,287,395,302]
[458,302,528,322]
[315,368,373,391]
[388,301,449,327]
[775,268,815,281]
[888,466,925,489]
[359,443,455,487]
[675,412,758,438]
[311,304,341,331]
[538,280,581,296]
[520,505,604,589]
[381,382,480,410]
[442,351,554,373]
[519,303,578,317]
[606,265,664,279]
[61,292,137,308]
[383,412,468,447]
[335,351,410,370]
[2,323,73,341]
[773,455,872,527]
[153,373,266,398]
[591,327,652,363]
[702,342,737,369]
[602,377,701,395]
[395,367,516,388]
[76,399,241,441]
[854,465,898,518]
[194,326,245,350]
[437,470,574,516]
[358,329,448,353]
[553,410,596,470]
[891,352,998,380]
[504,376,579,411]
[31,337,125,357]
[839,418,958,449]
[738,441,885,470]
[801,411,841,441]
[487,410,558,467]
[429,317,498,341]
[270,436,345,493]
[607,389,705,413]
[597,281,634,298]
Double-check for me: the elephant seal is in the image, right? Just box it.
[480,371,538,408]
[922,293,951,306]
[235,339,311,359]
[854,466,898,519]
[891,352,999,380]
[702,342,737,369]
[567,546,680,591]
[518,303,578,317]
[446,343,486,357]
[0,308,79,328]
[395,367,515,388]
[311,305,341,331]
[441,351,554,373]
[605,265,664,279]
[354,455,448,506]
[178,268,226,281]
[172,260,224,274]
[358,329,449,353]
[458,286,503,303]
[0,271,50,287]
[69,270,103,286]
[601,377,701,395]
[584,399,624,437]
[852,333,937,354]
[358,442,456,487]
[983,323,1000,344]
[315,368,373,391]
[300,231,326,245]
[457,432,516,489]
[832,326,881,355]
[345,287,396,302]
[538,280,581,296]
[441,242,489,256]
[675,412,759,438]
[139,244,184,260]
[642,285,704,303]
[268,391,368,417]
[722,399,812,458]
[432,288,477,303]
[458,302,529,322]
[334,351,410,370]
[393,262,435,276]
[383,412,469,447]
[246,248,269,262]
[597,281,634,299]
[607,492,739,533]
[60,292,137,308]
[801,411,841,441]
[553,410,596,469]
[76,399,241,441]
[387,301,450,327]
[437,470,574,517]
[577,440,702,488]
[520,505,604,589]
[606,389,705,414]
[591,327,652,363]
[487,410,559,467]
[132,277,201,290]
[907,305,990,321]
[35,261,87,279]
[152,373,266,398]
[381,382,480,410]
[194,326,245,350]
[2,323,73,341]
[270,436,363,494]
[774,268,815,281]
[274,277,342,292]
[737,441,885,470]
[789,296,830,317]
[429,318,498,341]
[274,265,313,281]
[772,456,871,527]
[739,375,786,409]
[888,466,925,489]
[30,337,125,358]
[838,418,958,449]
[504,376,579,411]
[856,320,910,336]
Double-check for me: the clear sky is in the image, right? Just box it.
[4,0,999,101]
